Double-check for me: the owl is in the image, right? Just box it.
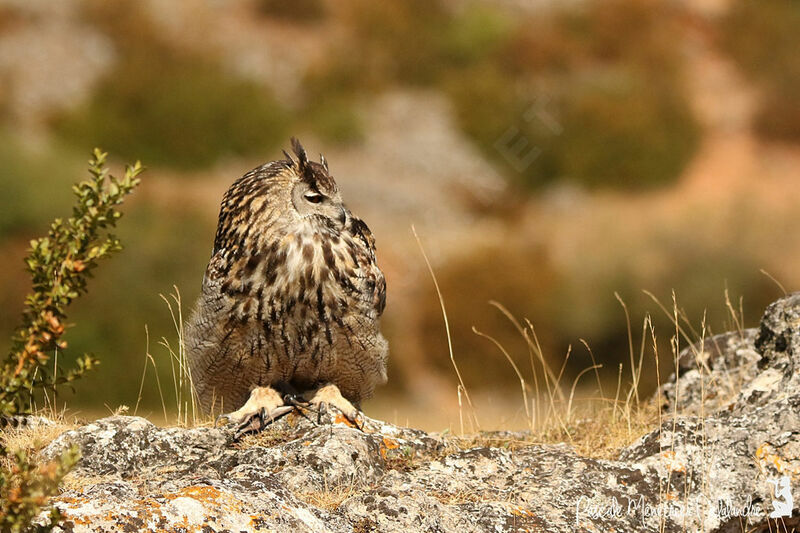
[185,138,388,435]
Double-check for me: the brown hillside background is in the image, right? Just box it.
[1,0,798,430]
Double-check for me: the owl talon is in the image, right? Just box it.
[316,401,327,424]
[283,393,310,408]
[233,405,294,439]
[233,407,266,439]
[280,393,323,425]
[303,384,363,429]
[219,386,289,438]
[343,409,364,431]
[351,412,364,431]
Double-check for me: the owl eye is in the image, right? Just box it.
[304,192,324,204]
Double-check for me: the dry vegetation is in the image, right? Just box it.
[2,0,798,420]
[0,285,743,524]
[294,483,364,512]
[274,283,742,514]
[438,397,661,461]
[0,418,77,474]
[232,420,299,450]
[0,220,751,523]
[1,2,793,525]
[413,227,668,459]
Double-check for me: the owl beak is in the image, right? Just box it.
[338,207,347,228]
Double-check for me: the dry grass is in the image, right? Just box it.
[232,424,297,450]
[294,483,364,512]
[136,285,210,429]
[0,416,77,472]
[421,288,665,459]
[0,260,756,533]
[413,226,479,434]
[59,234,747,485]
[436,396,659,461]
[60,473,120,493]
[534,397,660,459]
[416,227,751,464]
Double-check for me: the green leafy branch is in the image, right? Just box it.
[0,149,143,415]
[0,445,79,532]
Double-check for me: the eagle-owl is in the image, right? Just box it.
[185,138,388,433]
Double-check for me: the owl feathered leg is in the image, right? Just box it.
[302,383,362,427]
[216,386,293,438]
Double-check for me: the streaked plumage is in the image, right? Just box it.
[186,139,388,421]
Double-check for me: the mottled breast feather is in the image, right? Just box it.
[187,140,388,410]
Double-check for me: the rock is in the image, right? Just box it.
[658,329,761,415]
[41,416,228,479]
[39,295,800,532]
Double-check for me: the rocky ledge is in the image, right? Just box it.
[40,295,800,532]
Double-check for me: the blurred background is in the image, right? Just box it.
[0,0,798,430]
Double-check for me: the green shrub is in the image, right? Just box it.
[0,445,79,533]
[305,0,511,91]
[310,0,698,190]
[438,4,512,68]
[340,0,451,86]
[305,98,365,145]
[548,69,697,189]
[300,0,511,144]
[447,0,699,191]
[56,49,288,170]
[0,153,214,413]
[720,0,800,141]
[0,148,140,532]
[62,206,212,411]
[448,68,698,190]
[0,149,142,415]
[57,1,287,170]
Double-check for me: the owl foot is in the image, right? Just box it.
[216,386,293,439]
[302,383,363,429]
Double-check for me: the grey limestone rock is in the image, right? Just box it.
[39,294,800,532]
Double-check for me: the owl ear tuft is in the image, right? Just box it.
[291,137,309,170]
[282,150,294,166]
[320,154,329,172]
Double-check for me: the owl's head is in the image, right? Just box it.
[214,139,350,257]
[284,138,347,232]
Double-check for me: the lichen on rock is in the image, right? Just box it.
[38,294,800,532]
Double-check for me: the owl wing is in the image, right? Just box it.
[347,216,386,318]
[202,249,229,293]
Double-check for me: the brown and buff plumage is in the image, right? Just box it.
[185,139,387,432]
